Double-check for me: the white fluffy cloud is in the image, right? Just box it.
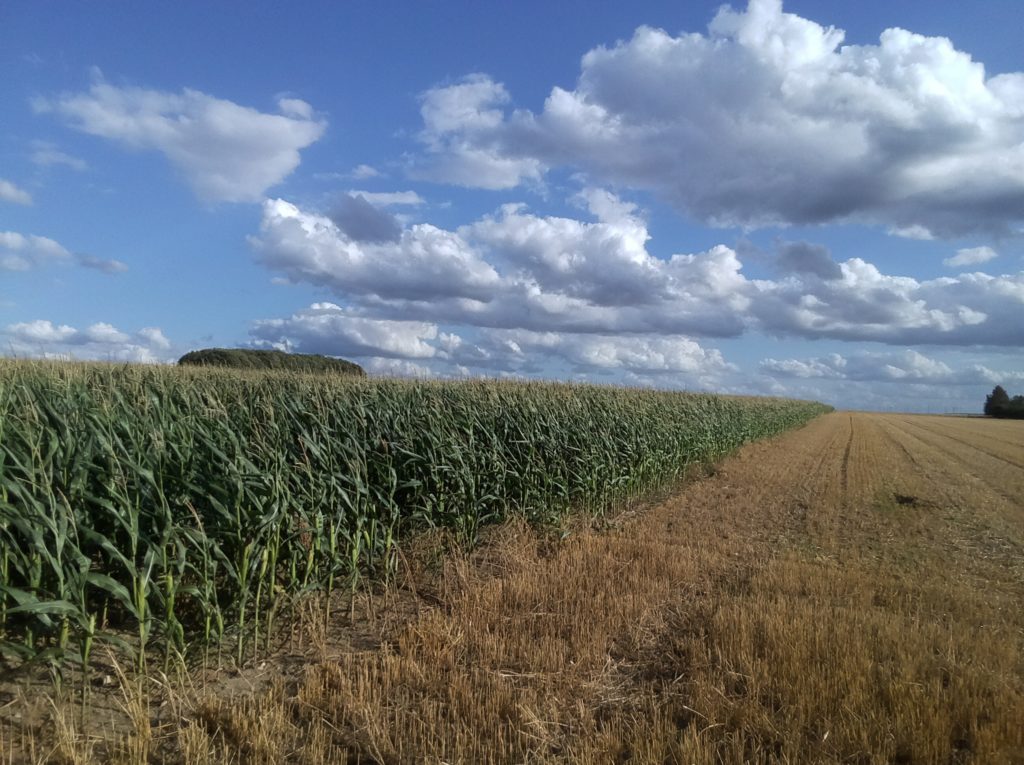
[481,329,736,377]
[413,0,1024,237]
[0,180,33,206]
[251,303,442,360]
[761,349,1024,386]
[253,194,1024,348]
[0,231,70,271]
[1,231,127,275]
[252,198,501,301]
[752,258,1024,345]
[412,74,545,189]
[4,320,174,363]
[348,190,424,207]
[36,76,325,202]
[248,303,734,384]
[944,246,998,268]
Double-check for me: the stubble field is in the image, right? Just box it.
[3,411,1023,763]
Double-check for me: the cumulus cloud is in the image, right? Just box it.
[0,179,32,206]
[482,329,736,378]
[3,320,174,363]
[251,303,442,360]
[0,231,70,271]
[761,349,1024,386]
[412,74,545,189]
[36,76,325,202]
[751,254,1024,346]
[253,194,1024,348]
[6,319,77,344]
[348,190,425,207]
[248,303,734,384]
[252,198,501,301]
[1,231,127,275]
[944,246,997,268]
[412,0,1024,237]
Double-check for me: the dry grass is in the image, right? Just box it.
[2,412,1022,763]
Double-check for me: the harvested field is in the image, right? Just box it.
[3,412,1023,763]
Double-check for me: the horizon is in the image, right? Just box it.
[2,0,1023,413]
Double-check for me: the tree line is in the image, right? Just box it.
[179,348,365,376]
[984,386,1024,419]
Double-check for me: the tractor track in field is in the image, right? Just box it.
[840,413,854,498]
[880,418,1023,509]
[899,417,1024,471]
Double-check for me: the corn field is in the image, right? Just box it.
[0,360,830,674]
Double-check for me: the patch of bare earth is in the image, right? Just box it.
[4,413,1023,763]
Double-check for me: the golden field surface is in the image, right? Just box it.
[3,411,1023,764]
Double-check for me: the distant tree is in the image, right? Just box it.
[983,385,1024,419]
[984,385,1010,416]
[179,348,365,376]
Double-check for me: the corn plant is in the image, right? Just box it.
[0,359,831,674]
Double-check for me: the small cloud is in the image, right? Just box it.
[888,225,935,241]
[351,164,382,179]
[0,179,32,206]
[136,327,171,350]
[77,253,129,274]
[277,97,314,120]
[348,190,425,207]
[943,246,997,268]
[30,141,88,171]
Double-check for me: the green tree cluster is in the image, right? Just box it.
[984,385,1024,419]
[178,348,365,376]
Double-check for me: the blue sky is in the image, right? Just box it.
[2,0,1022,412]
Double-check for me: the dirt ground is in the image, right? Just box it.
[3,412,1023,763]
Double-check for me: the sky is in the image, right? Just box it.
[2,0,1023,412]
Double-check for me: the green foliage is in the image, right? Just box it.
[0,359,830,671]
[179,347,365,376]
[984,385,1024,419]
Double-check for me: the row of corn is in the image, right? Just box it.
[0,360,830,673]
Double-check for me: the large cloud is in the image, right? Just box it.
[479,329,736,377]
[761,349,1024,386]
[3,320,173,363]
[253,194,1024,348]
[752,260,1024,346]
[248,303,734,384]
[36,76,325,202]
[413,0,1024,237]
